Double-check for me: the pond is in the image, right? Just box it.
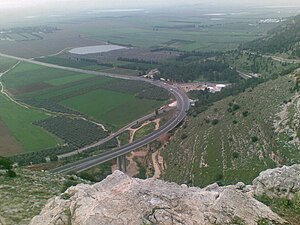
[69,44,127,55]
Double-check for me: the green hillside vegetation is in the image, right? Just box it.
[224,51,298,76]
[256,193,300,225]
[241,14,300,58]
[0,169,83,225]
[162,75,299,187]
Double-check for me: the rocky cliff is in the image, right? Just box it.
[31,164,300,225]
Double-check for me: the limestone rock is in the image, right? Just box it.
[253,164,300,199]
[30,170,286,225]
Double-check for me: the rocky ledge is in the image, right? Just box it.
[31,164,300,225]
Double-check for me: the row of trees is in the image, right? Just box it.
[34,117,108,148]
[99,79,170,101]
[117,57,160,65]
[157,60,239,83]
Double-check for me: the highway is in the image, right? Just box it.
[0,52,190,174]
[57,105,173,159]
[51,85,189,174]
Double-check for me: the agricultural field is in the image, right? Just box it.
[36,52,165,76]
[0,57,63,155]
[0,57,18,73]
[62,88,163,129]
[0,28,106,58]
[0,120,23,156]
[63,10,283,52]
[0,93,62,153]
[34,117,108,148]
[0,8,293,60]
[162,74,300,187]
[1,60,168,156]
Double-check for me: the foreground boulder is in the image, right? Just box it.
[253,164,300,199]
[30,169,289,225]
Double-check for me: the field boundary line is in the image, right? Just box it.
[0,61,30,109]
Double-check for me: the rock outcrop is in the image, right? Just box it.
[253,164,300,199]
[30,165,300,225]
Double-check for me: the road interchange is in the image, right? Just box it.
[0,52,190,174]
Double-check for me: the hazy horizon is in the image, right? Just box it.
[0,0,299,28]
[1,0,300,11]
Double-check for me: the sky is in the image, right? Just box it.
[0,0,299,24]
[1,0,300,10]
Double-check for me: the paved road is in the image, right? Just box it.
[0,52,190,174]
[264,55,300,64]
[51,83,189,174]
[0,52,154,81]
[57,105,173,159]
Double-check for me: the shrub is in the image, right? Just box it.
[232,152,240,159]
[181,133,188,139]
[251,136,258,142]
[6,170,17,178]
[242,111,250,117]
[232,104,240,111]
[0,156,13,170]
[212,119,219,125]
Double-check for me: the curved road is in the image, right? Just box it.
[0,52,190,174]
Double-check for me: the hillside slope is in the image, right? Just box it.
[162,74,300,187]
[241,14,300,58]
[0,169,84,225]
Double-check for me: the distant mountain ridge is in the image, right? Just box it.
[241,14,300,58]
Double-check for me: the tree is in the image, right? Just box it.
[251,136,258,143]
[0,156,13,170]
[0,156,17,178]
[181,133,188,139]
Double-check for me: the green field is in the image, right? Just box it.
[69,13,281,52]
[62,89,162,129]
[1,60,168,155]
[45,73,96,86]
[0,94,61,152]
[0,57,18,73]
[2,63,78,89]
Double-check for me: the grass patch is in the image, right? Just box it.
[256,193,300,225]
[134,122,156,141]
[118,131,130,146]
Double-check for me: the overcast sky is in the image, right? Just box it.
[1,0,300,10]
